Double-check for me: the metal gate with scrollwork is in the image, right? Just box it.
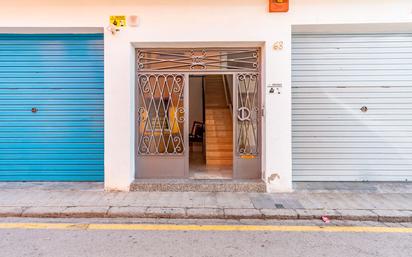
[135,47,261,179]
[136,74,185,155]
[233,73,261,178]
[135,73,188,178]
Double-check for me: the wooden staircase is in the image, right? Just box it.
[204,75,233,166]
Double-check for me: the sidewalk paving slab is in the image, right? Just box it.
[224,208,263,219]
[107,206,148,218]
[0,207,24,217]
[0,182,410,222]
[22,207,67,218]
[373,210,412,223]
[186,208,224,219]
[338,210,379,221]
[61,207,109,218]
[295,209,342,220]
[145,207,186,219]
[260,209,298,220]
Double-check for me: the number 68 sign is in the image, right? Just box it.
[273,41,284,51]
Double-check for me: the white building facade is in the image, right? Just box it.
[1,0,412,192]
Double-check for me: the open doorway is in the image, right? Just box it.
[189,75,233,179]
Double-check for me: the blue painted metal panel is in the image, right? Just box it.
[0,34,104,181]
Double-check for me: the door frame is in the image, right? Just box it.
[134,47,264,180]
[188,72,237,179]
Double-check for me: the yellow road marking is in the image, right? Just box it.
[0,223,410,233]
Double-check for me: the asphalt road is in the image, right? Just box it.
[0,218,411,257]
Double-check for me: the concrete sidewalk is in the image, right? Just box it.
[0,182,411,222]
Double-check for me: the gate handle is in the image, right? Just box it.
[237,107,251,121]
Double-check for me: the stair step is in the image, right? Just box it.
[206,158,233,162]
[206,160,233,166]
[206,116,231,119]
[205,92,225,95]
[207,145,233,150]
[206,113,231,117]
[207,137,233,143]
[205,87,224,90]
[205,99,226,102]
[206,109,230,111]
[206,158,232,164]
[206,151,233,159]
[206,107,229,111]
[205,79,222,81]
[205,113,231,118]
[207,150,231,154]
[206,130,232,134]
[206,126,232,131]
[205,98,225,101]
[206,122,231,126]
[131,179,266,193]
[204,75,234,166]
[206,117,231,120]
[206,122,230,125]
[207,141,232,145]
[205,93,224,96]
[205,90,224,92]
[207,142,231,145]
[206,121,232,125]
[205,104,227,108]
[206,108,229,111]
[207,132,232,137]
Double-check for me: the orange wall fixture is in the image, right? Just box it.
[269,0,289,12]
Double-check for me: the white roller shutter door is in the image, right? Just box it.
[292,33,412,181]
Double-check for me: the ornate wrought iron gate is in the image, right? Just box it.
[135,48,261,179]
[135,73,188,178]
[234,73,261,179]
[136,74,186,155]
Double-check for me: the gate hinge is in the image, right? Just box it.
[261,107,265,117]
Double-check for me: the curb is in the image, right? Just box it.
[0,207,411,223]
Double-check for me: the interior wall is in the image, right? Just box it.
[225,75,233,102]
[189,77,204,131]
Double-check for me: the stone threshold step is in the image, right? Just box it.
[130,179,266,193]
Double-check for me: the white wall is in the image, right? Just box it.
[1,0,412,191]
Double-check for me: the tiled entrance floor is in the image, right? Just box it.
[189,151,232,179]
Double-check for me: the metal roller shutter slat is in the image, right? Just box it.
[292,33,412,182]
[0,34,104,181]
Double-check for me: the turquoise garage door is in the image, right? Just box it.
[0,34,104,181]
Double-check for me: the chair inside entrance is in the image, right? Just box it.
[189,121,204,144]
